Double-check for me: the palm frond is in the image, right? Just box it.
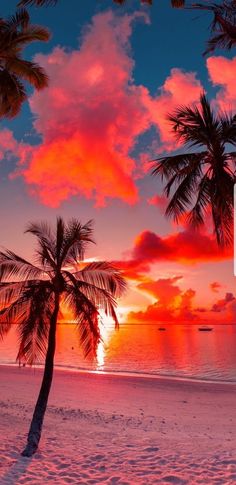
[25,221,56,269]
[8,26,50,46]
[0,250,44,281]
[191,2,236,54]
[18,0,58,5]
[60,219,94,267]
[186,172,212,228]
[0,70,26,118]
[16,282,53,364]
[210,169,234,246]
[63,270,119,328]
[64,284,101,357]
[73,261,127,299]
[5,58,49,89]
[220,113,236,144]
[152,151,207,180]
[171,0,185,6]
[151,92,236,246]
[3,9,29,32]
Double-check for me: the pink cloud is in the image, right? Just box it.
[0,129,18,160]
[207,56,236,111]
[16,11,152,207]
[147,194,168,210]
[12,12,204,207]
[142,68,203,152]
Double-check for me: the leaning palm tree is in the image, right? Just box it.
[0,9,50,118]
[0,217,126,457]
[190,1,236,54]
[151,93,236,246]
[18,0,185,7]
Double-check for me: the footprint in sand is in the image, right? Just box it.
[144,446,159,452]
[163,476,187,484]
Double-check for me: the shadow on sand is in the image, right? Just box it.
[1,448,33,484]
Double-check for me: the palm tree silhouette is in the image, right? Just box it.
[0,217,126,457]
[151,93,236,246]
[18,0,185,7]
[191,2,236,54]
[0,9,50,118]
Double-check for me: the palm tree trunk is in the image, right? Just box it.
[21,293,59,457]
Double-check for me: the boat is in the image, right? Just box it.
[158,327,166,331]
[198,326,213,332]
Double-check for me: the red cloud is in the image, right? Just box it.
[131,229,232,265]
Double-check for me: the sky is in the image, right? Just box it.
[0,0,236,324]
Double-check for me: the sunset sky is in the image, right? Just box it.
[0,0,235,324]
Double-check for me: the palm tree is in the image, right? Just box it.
[0,217,126,457]
[18,0,185,7]
[151,93,236,246]
[190,2,236,54]
[0,9,50,118]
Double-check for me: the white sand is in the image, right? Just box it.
[0,365,236,484]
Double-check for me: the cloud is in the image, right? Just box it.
[14,12,152,207]
[0,129,18,160]
[211,292,235,313]
[147,194,168,210]
[210,281,222,293]
[0,16,234,210]
[207,56,236,111]
[142,68,202,152]
[8,11,204,207]
[131,229,232,265]
[128,276,197,322]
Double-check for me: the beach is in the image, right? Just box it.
[0,366,236,484]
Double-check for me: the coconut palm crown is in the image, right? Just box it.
[191,1,236,54]
[0,9,50,118]
[151,93,236,246]
[0,217,126,456]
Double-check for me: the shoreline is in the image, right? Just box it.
[1,365,236,484]
[1,362,236,387]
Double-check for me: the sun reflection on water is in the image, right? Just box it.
[96,312,117,370]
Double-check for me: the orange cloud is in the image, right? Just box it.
[128,276,197,323]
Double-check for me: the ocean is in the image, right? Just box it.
[1,323,236,382]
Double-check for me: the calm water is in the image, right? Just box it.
[1,323,236,382]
